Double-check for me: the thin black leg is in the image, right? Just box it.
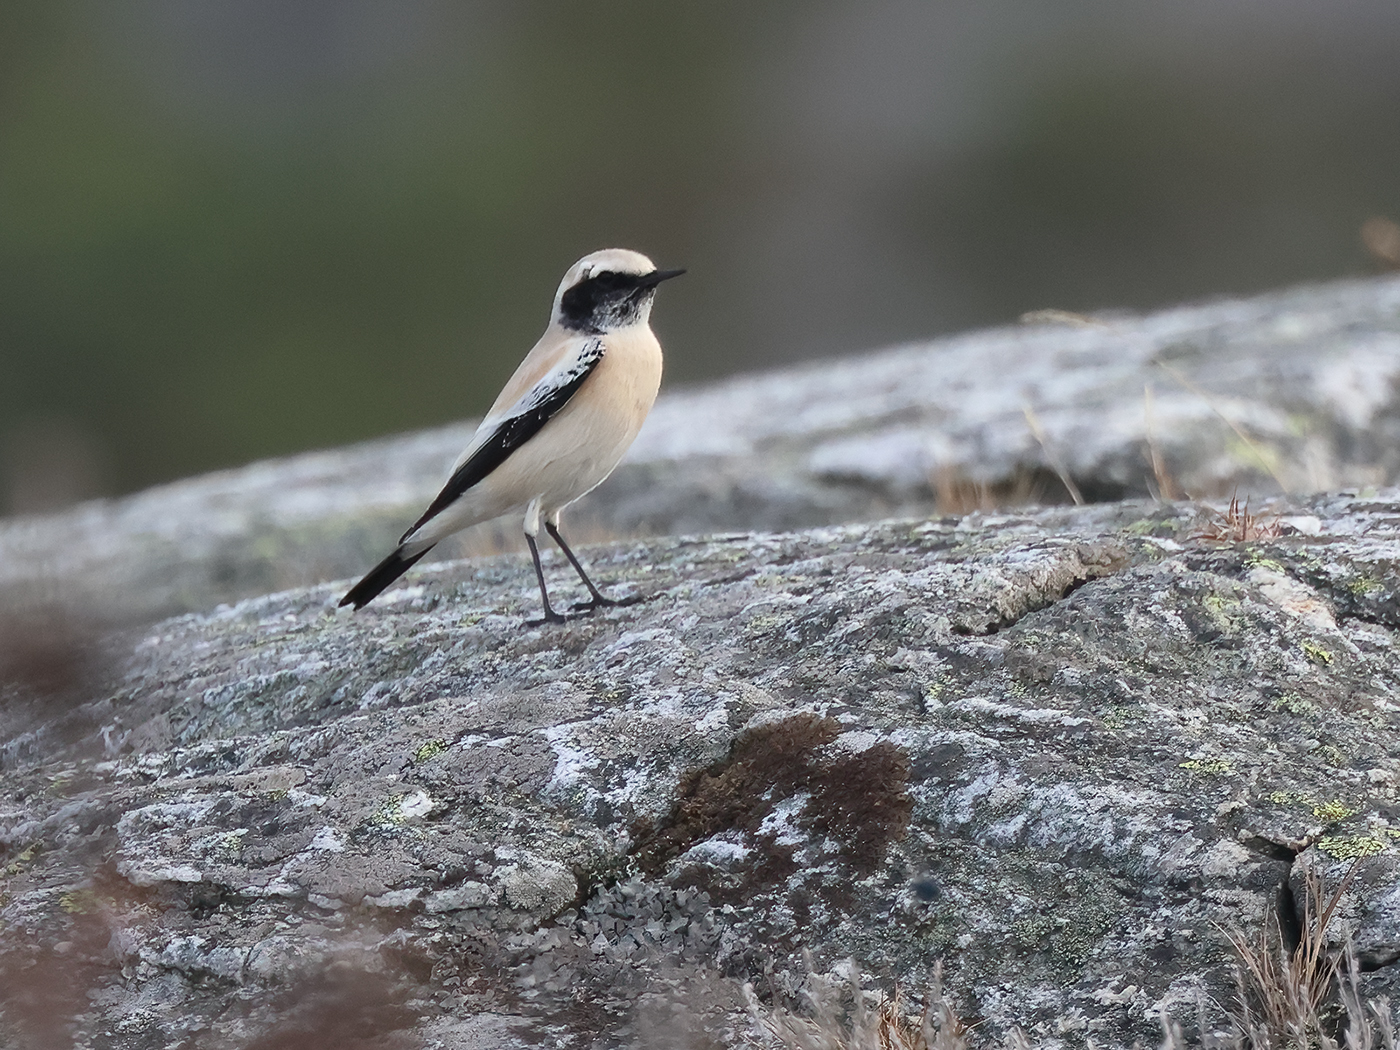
[525,532,566,624]
[545,522,609,604]
[546,522,642,613]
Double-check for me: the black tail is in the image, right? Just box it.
[339,545,434,609]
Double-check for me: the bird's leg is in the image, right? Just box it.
[545,521,641,613]
[525,532,567,625]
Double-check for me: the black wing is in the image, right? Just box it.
[399,338,606,543]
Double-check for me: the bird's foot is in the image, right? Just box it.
[570,592,646,614]
[525,608,570,628]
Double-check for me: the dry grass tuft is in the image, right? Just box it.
[1022,406,1085,506]
[1190,496,1283,544]
[1335,959,1397,1050]
[933,467,1004,516]
[932,465,1059,516]
[1361,216,1400,271]
[1221,859,1398,1050]
[0,602,100,701]
[1224,867,1348,1046]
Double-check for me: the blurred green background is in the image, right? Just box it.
[3,0,1399,514]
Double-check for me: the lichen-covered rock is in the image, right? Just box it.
[5,274,1400,624]
[6,494,1400,1047]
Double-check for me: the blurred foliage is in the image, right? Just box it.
[917,65,1400,318]
[1,1,1398,508]
[0,1,763,498]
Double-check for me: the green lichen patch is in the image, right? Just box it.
[1311,800,1357,822]
[1122,518,1178,538]
[1317,834,1388,860]
[2,845,38,877]
[412,739,448,764]
[1264,790,1323,812]
[58,888,100,915]
[1301,642,1334,666]
[1316,744,1349,768]
[1347,577,1384,597]
[922,678,948,705]
[1245,554,1289,575]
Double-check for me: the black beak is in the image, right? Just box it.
[636,268,686,288]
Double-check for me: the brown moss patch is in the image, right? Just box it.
[810,741,913,873]
[631,713,912,885]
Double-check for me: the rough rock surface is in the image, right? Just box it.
[5,274,1400,624]
[7,494,1400,1047]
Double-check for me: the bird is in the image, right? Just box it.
[340,248,683,623]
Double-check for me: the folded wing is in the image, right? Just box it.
[399,336,606,543]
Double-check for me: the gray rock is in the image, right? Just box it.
[5,274,1400,624]
[7,493,1400,1046]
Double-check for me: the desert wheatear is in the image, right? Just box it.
[341,248,682,622]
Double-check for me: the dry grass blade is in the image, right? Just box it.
[1022,406,1084,506]
[1143,382,1182,501]
[933,466,998,516]
[1018,308,1114,329]
[1191,495,1283,543]
[1022,308,1290,501]
[1152,360,1291,494]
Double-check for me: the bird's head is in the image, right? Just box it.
[551,249,684,334]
